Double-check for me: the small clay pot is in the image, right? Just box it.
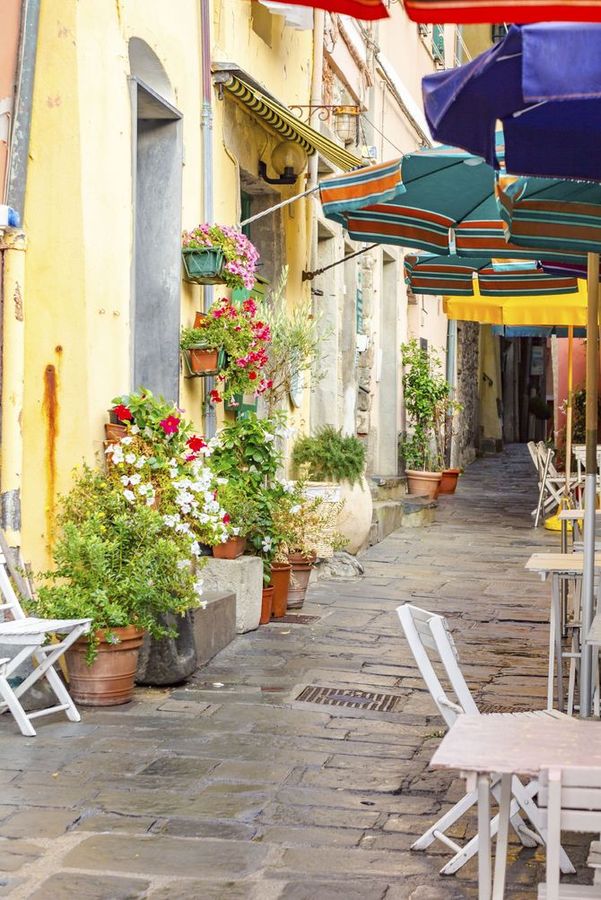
[260,586,274,625]
[194,311,207,328]
[189,347,219,374]
[270,563,291,618]
[439,468,461,495]
[104,423,127,443]
[66,626,145,706]
[212,536,246,559]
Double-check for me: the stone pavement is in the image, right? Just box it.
[0,445,592,898]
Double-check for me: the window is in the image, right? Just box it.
[491,24,508,44]
[432,25,445,65]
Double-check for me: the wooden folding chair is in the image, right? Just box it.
[538,768,601,899]
[397,603,575,877]
[0,538,91,737]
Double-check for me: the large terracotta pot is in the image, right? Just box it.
[212,536,246,559]
[270,563,291,618]
[304,478,373,555]
[260,586,274,625]
[405,469,442,499]
[439,468,461,495]
[287,553,316,610]
[66,625,145,706]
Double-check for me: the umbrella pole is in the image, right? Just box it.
[580,252,599,718]
[564,325,574,499]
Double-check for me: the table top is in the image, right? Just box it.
[558,509,587,521]
[525,552,601,574]
[430,715,601,776]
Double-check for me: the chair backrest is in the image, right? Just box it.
[539,767,601,834]
[396,603,479,728]
[0,546,26,621]
[527,440,540,473]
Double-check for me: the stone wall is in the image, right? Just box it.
[454,321,480,467]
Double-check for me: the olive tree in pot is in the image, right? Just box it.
[291,427,370,555]
[34,466,202,706]
[399,339,461,499]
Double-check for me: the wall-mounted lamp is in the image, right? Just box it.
[259,140,308,186]
[333,105,361,144]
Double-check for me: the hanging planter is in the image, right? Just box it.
[181,346,226,378]
[182,247,226,285]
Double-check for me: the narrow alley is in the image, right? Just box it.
[0,447,590,899]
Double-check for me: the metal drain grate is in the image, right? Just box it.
[296,684,401,712]
[279,614,320,625]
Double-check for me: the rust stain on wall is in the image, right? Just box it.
[42,362,59,550]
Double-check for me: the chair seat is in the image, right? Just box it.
[538,885,601,898]
[479,706,572,721]
[0,617,91,638]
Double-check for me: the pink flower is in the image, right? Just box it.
[160,415,180,435]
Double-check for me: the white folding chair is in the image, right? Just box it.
[0,541,91,737]
[397,603,575,877]
[538,768,601,899]
[530,443,577,528]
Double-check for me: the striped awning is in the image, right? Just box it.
[403,0,601,23]
[320,151,590,263]
[219,73,363,173]
[404,254,579,298]
[443,279,588,326]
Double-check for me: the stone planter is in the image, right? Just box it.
[406,469,442,499]
[287,552,316,610]
[304,477,373,555]
[66,626,145,706]
[439,468,461,495]
[135,611,197,687]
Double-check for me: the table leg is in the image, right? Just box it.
[552,576,564,711]
[492,774,512,900]
[548,578,556,710]
[477,773,492,900]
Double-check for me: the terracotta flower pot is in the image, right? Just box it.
[189,347,219,374]
[270,563,291,619]
[66,625,145,706]
[212,536,246,559]
[104,423,127,443]
[260,586,274,625]
[287,552,316,610]
[439,468,461,495]
[194,311,207,328]
[405,469,442,499]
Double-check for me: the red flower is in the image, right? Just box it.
[248,371,257,381]
[222,513,231,525]
[187,435,207,452]
[210,389,222,403]
[113,404,132,422]
[159,415,180,435]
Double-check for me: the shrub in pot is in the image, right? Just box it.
[291,426,371,555]
[34,466,202,706]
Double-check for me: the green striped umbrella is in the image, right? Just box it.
[319,148,585,263]
[404,253,579,297]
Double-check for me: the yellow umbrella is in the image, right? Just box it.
[443,279,588,327]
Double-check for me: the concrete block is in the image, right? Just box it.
[369,475,406,501]
[201,557,262,634]
[371,500,404,543]
[191,591,236,666]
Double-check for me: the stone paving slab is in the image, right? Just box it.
[0,446,593,898]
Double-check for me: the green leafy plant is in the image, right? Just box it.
[291,426,366,486]
[571,388,601,442]
[399,339,459,472]
[260,267,326,414]
[529,395,552,421]
[34,466,201,662]
[214,480,259,541]
[208,413,284,488]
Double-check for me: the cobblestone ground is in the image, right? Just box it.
[0,445,592,899]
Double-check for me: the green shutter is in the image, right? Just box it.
[432,25,445,64]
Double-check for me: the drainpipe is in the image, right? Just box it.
[1,0,39,544]
[199,0,216,437]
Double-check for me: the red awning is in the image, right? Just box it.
[403,0,601,23]
[253,0,389,20]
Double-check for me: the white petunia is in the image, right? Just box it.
[191,541,202,558]
[123,489,135,503]
[121,436,133,446]
[129,473,142,486]
[163,514,179,528]
[290,504,301,515]
[261,536,273,553]
[121,475,131,486]
[135,455,146,469]
[125,453,136,465]
[130,424,140,435]
[144,426,153,438]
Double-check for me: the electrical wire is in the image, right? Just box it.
[360,113,404,156]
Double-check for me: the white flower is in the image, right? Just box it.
[121,436,133,446]
[111,446,124,464]
[130,424,140,435]
[146,497,155,506]
[264,431,275,443]
[163,514,179,528]
[177,559,189,570]
[169,469,178,479]
[125,453,136,465]
[129,473,142,486]
[290,504,301,515]
[120,475,131,486]
[123,489,135,503]
[194,578,204,597]
[135,455,146,469]
[191,541,202,558]
[175,522,193,537]
[280,480,295,494]
[137,483,152,496]
[144,426,153,438]
[261,536,273,552]
[232,526,241,536]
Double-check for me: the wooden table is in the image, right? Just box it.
[526,553,601,711]
[431,715,601,899]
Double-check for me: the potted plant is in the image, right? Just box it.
[33,466,202,706]
[181,223,259,290]
[400,339,458,499]
[291,426,371,555]
[180,297,271,402]
[212,481,258,559]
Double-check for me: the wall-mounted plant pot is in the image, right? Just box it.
[182,347,226,379]
[182,248,226,285]
[260,586,274,625]
[105,423,127,443]
[439,468,461,495]
[406,469,442,499]
[212,536,246,559]
[270,562,291,619]
[194,311,206,329]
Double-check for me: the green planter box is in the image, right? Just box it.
[224,392,258,417]
[182,248,226,285]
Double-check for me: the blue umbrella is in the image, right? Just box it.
[422,22,601,716]
[422,24,601,182]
